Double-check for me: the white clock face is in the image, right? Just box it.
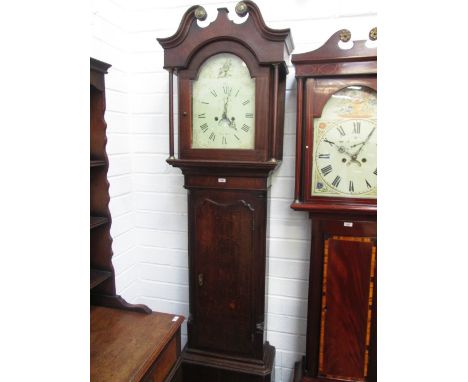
[192,53,255,149]
[311,86,377,199]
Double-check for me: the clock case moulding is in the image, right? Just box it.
[157,2,293,382]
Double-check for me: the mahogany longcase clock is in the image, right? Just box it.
[157,2,293,381]
[290,29,377,382]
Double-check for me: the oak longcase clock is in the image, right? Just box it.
[291,29,377,382]
[157,2,293,381]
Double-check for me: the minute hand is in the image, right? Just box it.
[355,127,376,156]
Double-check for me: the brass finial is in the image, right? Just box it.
[339,29,351,43]
[369,27,377,41]
[235,1,248,16]
[194,6,207,21]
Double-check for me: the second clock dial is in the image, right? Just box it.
[311,86,377,199]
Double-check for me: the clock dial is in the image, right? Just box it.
[192,53,255,149]
[311,86,377,199]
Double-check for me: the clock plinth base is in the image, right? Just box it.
[181,343,275,382]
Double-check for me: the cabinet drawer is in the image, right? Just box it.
[144,336,178,382]
[185,175,267,190]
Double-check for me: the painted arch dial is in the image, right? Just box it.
[192,53,255,149]
[312,86,377,199]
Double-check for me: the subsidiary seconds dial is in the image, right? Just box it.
[313,119,377,197]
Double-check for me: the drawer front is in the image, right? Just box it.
[144,336,178,382]
[185,175,267,191]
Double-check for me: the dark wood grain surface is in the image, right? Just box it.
[320,237,375,380]
[190,193,257,357]
[91,306,184,382]
[186,186,268,361]
[300,219,377,382]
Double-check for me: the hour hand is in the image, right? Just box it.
[350,141,365,149]
[324,138,355,158]
[324,139,349,153]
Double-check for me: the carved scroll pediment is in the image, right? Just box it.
[157,1,293,69]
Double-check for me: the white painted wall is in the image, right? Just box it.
[91,1,376,381]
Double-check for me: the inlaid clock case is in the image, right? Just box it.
[290,30,378,382]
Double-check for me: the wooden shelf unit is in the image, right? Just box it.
[90,216,109,229]
[91,159,106,167]
[90,57,117,301]
[90,57,184,382]
[90,269,112,289]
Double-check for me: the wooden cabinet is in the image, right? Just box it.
[90,57,184,382]
[91,306,184,382]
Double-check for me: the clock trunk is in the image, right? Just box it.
[188,188,266,359]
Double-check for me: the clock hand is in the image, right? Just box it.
[218,96,233,128]
[323,138,360,165]
[327,140,357,158]
[347,155,362,167]
[350,141,365,148]
[221,98,228,120]
[222,95,238,130]
[355,127,376,157]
